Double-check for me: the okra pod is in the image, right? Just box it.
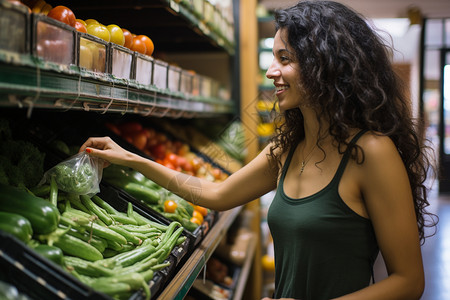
[109,225,142,245]
[91,195,118,215]
[49,176,58,207]
[64,256,115,277]
[80,195,114,226]
[110,212,138,225]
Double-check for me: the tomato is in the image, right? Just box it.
[74,21,87,33]
[211,168,223,181]
[136,35,154,56]
[122,28,133,49]
[131,36,146,55]
[76,19,87,26]
[151,143,167,160]
[166,153,179,167]
[131,131,148,150]
[106,24,125,46]
[190,216,202,226]
[190,157,203,173]
[47,6,76,27]
[164,200,177,213]
[119,122,142,135]
[195,205,208,217]
[177,143,190,156]
[176,156,187,170]
[163,161,176,170]
[87,23,110,42]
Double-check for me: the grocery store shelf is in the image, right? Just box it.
[232,233,257,300]
[47,0,235,55]
[0,54,234,118]
[156,206,242,300]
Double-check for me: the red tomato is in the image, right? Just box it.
[120,122,142,135]
[166,153,179,167]
[47,6,76,27]
[151,143,166,160]
[163,161,176,170]
[122,28,133,49]
[74,21,87,33]
[132,131,148,150]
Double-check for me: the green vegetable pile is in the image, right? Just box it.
[0,182,186,300]
[103,165,202,232]
[0,119,45,188]
[52,162,96,194]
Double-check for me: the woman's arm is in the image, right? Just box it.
[335,134,424,300]
[80,137,278,211]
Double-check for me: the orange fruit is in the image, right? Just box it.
[195,205,208,217]
[131,36,146,54]
[190,216,202,226]
[192,210,204,224]
[136,34,154,56]
[262,254,275,272]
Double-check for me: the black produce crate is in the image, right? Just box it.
[98,183,191,266]
[0,231,110,300]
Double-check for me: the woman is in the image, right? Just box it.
[80,1,436,299]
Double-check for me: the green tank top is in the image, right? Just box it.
[267,130,379,300]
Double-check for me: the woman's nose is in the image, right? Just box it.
[266,61,280,79]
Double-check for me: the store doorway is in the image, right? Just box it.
[438,49,450,193]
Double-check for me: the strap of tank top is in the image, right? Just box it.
[280,144,298,182]
[332,129,368,182]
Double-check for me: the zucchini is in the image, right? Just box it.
[122,182,160,204]
[33,244,64,265]
[0,184,59,234]
[0,211,33,242]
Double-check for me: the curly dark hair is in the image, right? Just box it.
[268,0,437,243]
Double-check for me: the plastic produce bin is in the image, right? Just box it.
[32,13,76,66]
[0,0,30,54]
[133,52,154,86]
[153,59,168,90]
[77,31,109,73]
[108,43,133,79]
[168,64,181,93]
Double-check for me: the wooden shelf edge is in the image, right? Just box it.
[156,206,242,300]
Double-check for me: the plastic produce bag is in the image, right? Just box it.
[40,151,103,197]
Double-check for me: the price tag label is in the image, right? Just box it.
[170,0,180,13]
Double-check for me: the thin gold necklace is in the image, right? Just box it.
[300,143,317,175]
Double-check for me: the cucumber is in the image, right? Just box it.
[33,244,64,265]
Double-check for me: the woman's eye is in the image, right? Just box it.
[280,56,290,62]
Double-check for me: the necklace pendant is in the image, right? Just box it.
[300,161,305,175]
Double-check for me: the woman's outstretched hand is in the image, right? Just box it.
[79,136,133,168]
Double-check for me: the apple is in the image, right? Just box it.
[106,24,125,46]
[87,23,110,42]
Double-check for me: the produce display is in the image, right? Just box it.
[0,118,188,299]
